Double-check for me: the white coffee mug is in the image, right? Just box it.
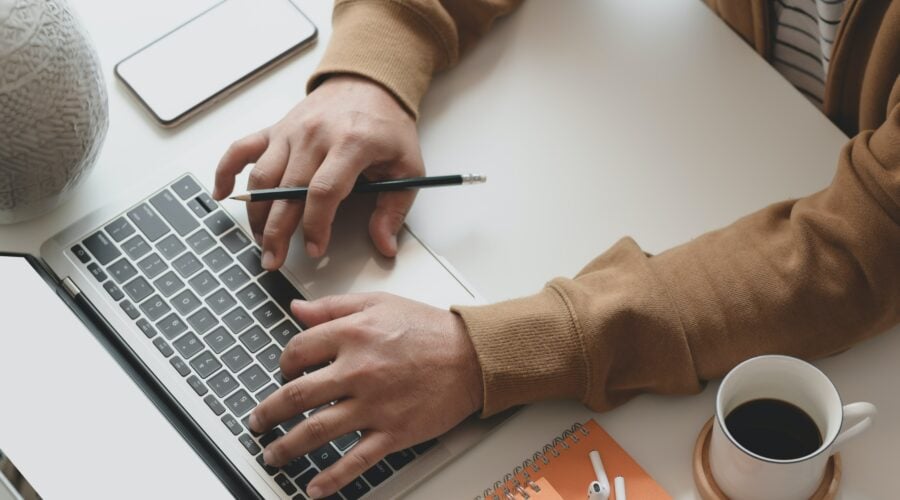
[709,355,876,500]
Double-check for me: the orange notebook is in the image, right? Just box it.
[476,419,671,500]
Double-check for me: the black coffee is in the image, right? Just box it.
[724,398,822,460]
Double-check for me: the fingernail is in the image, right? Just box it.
[291,299,306,308]
[389,234,398,252]
[263,447,275,466]
[307,486,323,499]
[248,412,260,432]
[306,241,319,258]
[261,250,276,270]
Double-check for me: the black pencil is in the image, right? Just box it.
[229,174,487,202]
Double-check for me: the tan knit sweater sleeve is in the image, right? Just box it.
[307,0,523,118]
[454,87,900,416]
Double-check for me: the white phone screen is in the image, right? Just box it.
[115,0,316,125]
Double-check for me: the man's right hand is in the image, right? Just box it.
[212,75,425,270]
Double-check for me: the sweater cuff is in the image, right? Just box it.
[307,0,449,119]
[452,287,589,417]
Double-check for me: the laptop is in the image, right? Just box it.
[0,172,505,499]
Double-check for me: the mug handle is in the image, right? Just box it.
[832,402,877,450]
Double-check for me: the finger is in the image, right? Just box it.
[368,189,416,257]
[261,146,326,270]
[246,140,290,240]
[213,131,268,200]
[290,294,377,328]
[262,401,366,468]
[306,432,394,498]
[279,315,349,379]
[250,366,346,435]
[301,149,367,257]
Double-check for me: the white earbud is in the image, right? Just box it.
[587,451,610,500]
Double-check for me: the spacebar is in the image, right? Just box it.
[258,272,306,314]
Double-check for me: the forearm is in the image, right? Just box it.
[308,0,523,118]
[456,101,900,416]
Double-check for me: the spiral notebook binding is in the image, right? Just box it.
[474,422,592,500]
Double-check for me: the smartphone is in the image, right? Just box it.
[115,0,317,127]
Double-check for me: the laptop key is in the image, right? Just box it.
[170,356,190,377]
[152,337,174,357]
[274,474,298,495]
[235,283,265,309]
[120,300,140,319]
[204,326,236,354]
[295,468,318,492]
[122,235,151,260]
[256,455,279,476]
[190,351,223,379]
[220,265,250,291]
[309,443,340,471]
[83,231,122,265]
[136,252,167,279]
[282,455,311,477]
[186,229,215,254]
[187,375,208,396]
[260,429,284,447]
[271,321,300,348]
[362,461,393,488]
[258,271,305,316]
[385,449,415,470]
[204,210,235,236]
[171,175,201,200]
[224,389,255,417]
[239,325,270,353]
[238,364,269,392]
[222,414,242,436]
[411,439,438,455]
[186,198,207,219]
[222,345,253,372]
[171,289,202,316]
[221,229,251,254]
[123,276,152,303]
[204,395,226,416]
[87,262,107,282]
[238,434,261,456]
[340,477,370,500]
[104,217,136,242]
[127,203,169,242]
[202,246,233,273]
[187,307,217,335]
[208,370,240,398]
[107,258,137,284]
[253,301,284,329]
[255,383,278,403]
[150,189,199,236]
[173,332,203,359]
[156,234,187,260]
[205,288,237,315]
[71,244,90,263]
[157,313,188,340]
[197,192,217,212]
[153,271,185,297]
[256,344,282,372]
[103,281,124,301]
[136,318,157,339]
[333,432,360,451]
[236,247,265,277]
[188,270,219,297]
[140,294,171,322]
[223,307,253,334]
[172,252,203,279]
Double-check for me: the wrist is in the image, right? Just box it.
[450,311,485,415]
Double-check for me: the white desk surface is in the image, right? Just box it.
[1,0,897,498]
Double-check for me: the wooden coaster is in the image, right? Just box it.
[692,418,841,500]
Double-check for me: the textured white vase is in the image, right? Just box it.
[0,0,108,224]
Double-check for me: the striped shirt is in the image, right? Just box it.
[771,0,847,108]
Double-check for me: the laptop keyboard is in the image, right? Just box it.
[68,174,436,499]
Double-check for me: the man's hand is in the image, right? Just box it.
[213,75,425,268]
[248,293,484,498]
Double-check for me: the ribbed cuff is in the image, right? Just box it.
[452,287,589,417]
[307,0,449,119]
